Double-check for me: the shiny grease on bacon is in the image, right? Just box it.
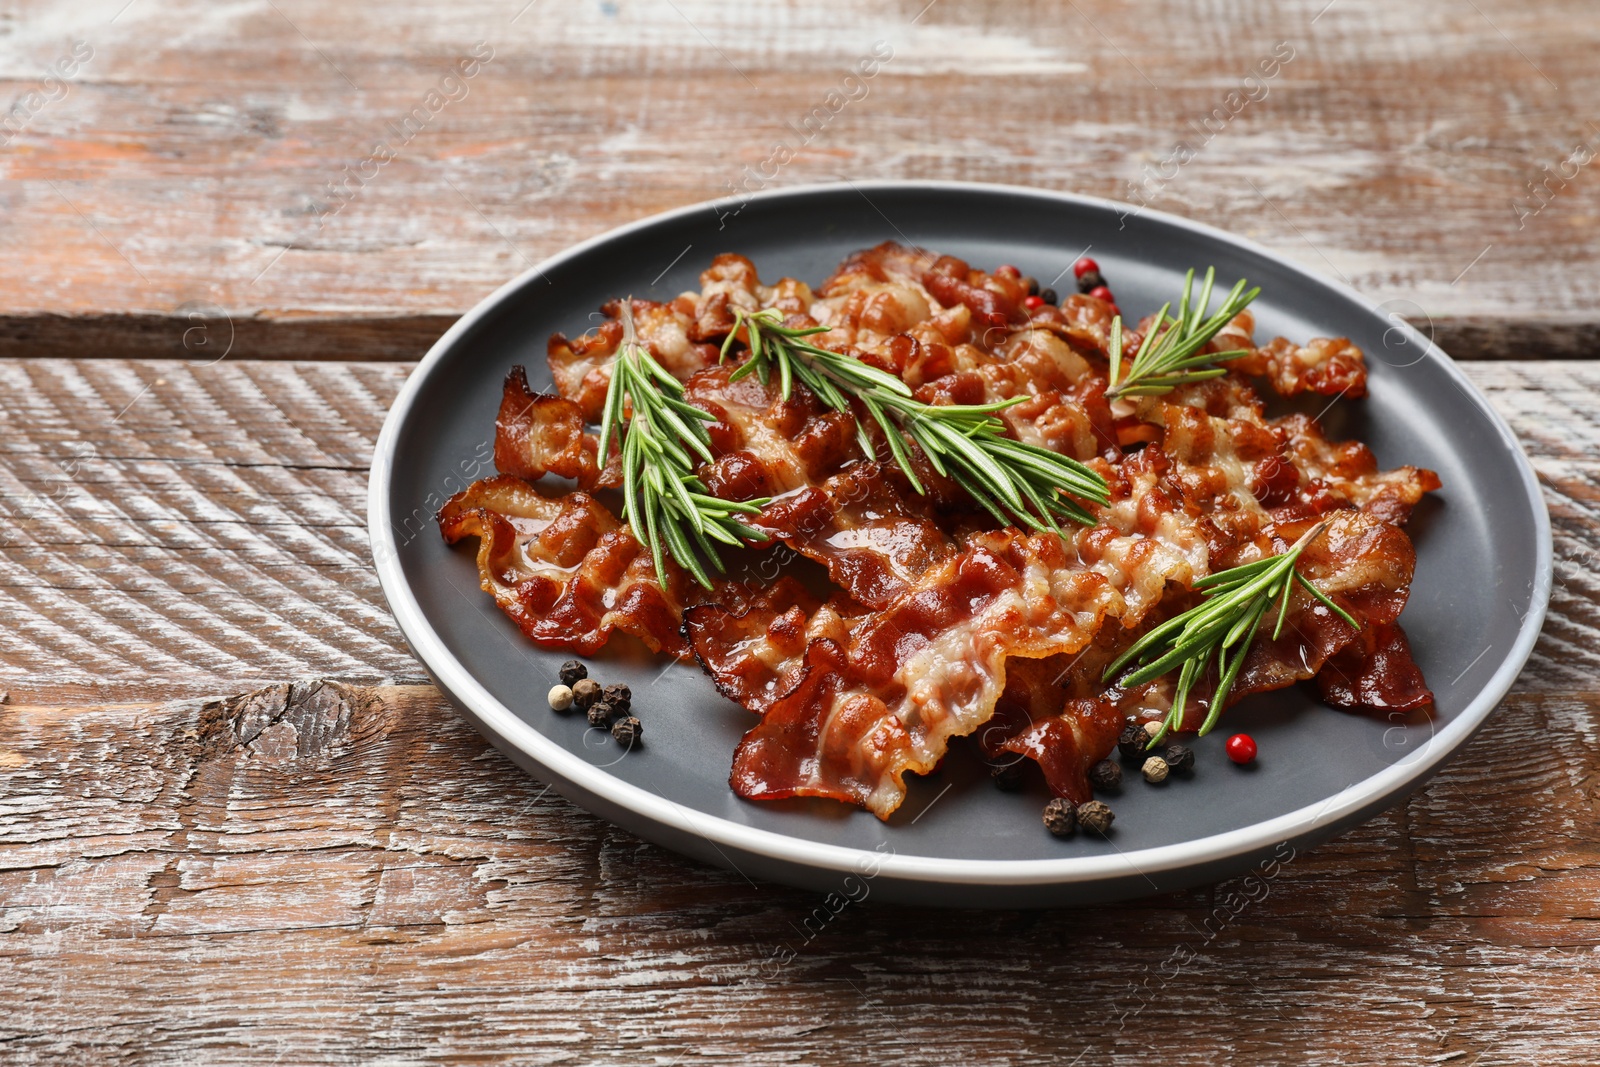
[440,241,1439,820]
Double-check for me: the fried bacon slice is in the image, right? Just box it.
[1226,333,1368,399]
[1070,446,1212,629]
[810,242,945,347]
[753,463,960,609]
[494,366,614,490]
[688,363,861,498]
[438,475,690,657]
[1157,509,1422,730]
[439,240,1439,820]
[547,297,720,420]
[1275,413,1441,525]
[693,531,1120,818]
[980,657,1126,804]
[981,507,1428,782]
[997,699,1127,804]
[685,578,840,715]
[1044,375,1434,732]
[684,365,964,608]
[1316,620,1435,714]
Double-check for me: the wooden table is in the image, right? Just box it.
[3,1,1597,1063]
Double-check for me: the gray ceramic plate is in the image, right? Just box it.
[369,181,1550,907]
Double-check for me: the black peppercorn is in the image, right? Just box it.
[1087,759,1122,791]
[559,660,587,686]
[1164,743,1195,774]
[991,760,1025,792]
[1042,797,1077,838]
[1023,275,1040,297]
[611,716,642,747]
[1077,269,1106,294]
[1040,287,1059,305]
[603,683,632,714]
[586,700,614,729]
[1077,800,1115,835]
[571,678,602,710]
[1117,724,1150,762]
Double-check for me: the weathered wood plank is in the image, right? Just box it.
[0,357,1595,1062]
[6,0,1599,1056]
[0,681,1595,1065]
[0,359,418,698]
[2,0,1599,358]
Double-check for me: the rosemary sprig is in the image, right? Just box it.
[599,301,770,590]
[1102,521,1360,747]
[1105,267,1261,398]
[721,307,1110,530]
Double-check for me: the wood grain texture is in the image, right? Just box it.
[0,356,1596,1064]
[0,359,418,699]
[2,682,1598,1065]
[7,0,1599,1057]
[2,0,1599,359]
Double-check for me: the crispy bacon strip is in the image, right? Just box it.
[1316,621,1435,714]
[683,366,963,608]
[1227,334,1368,399]
[978,657,1126,804]
[547,298,719,420]
[1141,375,1439,527]
[688,364,861,497]
[438,475,690,657]
[998,700,1126,804]
[1275,413,1441,525]
[1015,370,1433,773]
[693,532,1120,818]
[754,463,959,609]
[686,578,840,715]
[903,333,1118,462]
[447,240,1439,820]
[494,366,613,489]
[1204,509,1418,710]
[810,242,943,348]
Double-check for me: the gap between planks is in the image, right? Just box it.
[2,313,1598,364]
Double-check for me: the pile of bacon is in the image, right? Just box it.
[439,242,1439,821]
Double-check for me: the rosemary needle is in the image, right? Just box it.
[722,307,1110,531]
[1105,267,1261,399]
[1102,520,1360,747]
[598,300,770,591]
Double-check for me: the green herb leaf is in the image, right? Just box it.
[600,300,771,590]
[722,307,1110,532]
[1105,267,1261,399]
[1102,520,1360,746]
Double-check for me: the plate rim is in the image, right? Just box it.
[368,178,1552,890]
